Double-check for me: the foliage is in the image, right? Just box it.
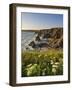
[21,49,63,77]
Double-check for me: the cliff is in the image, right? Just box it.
[29,27,63,49]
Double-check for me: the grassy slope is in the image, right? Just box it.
[22,49,63,77]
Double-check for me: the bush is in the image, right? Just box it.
[21,49,63,77]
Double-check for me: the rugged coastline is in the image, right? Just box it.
[22,27,63,51]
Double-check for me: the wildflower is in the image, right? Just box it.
[38,54,41,57]
[27,64,32,68]
[44,54,47,57]
[55,62,59,65]
[51,60,54,64]
[52,68,56,74]
[52,65,58,68]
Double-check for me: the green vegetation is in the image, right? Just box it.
[22,49,63,77]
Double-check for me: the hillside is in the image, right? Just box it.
[28,27,63,49]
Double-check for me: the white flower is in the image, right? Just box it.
[52,68,56,74]
[52,65,58,68]
[27,64,32,67]
[51,60,54,64]
[55,62,59,65]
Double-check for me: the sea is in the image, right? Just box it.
[21,31,37,51]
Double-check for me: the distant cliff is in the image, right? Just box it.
[28,27,63,49]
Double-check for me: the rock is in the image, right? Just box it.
[28,27,63,50]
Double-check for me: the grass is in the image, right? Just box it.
[21,49,63,77]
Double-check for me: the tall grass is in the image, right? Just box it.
[22,49,63,77]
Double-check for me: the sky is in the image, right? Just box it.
[21,12,63,30]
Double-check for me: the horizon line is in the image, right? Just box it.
[21,27,63,31]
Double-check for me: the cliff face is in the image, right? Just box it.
[29,27,63,49]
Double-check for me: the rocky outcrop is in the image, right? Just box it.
[28,27,63,49]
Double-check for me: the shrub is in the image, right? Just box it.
[21,49,63,77]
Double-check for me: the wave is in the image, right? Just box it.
[21,31,37,50]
